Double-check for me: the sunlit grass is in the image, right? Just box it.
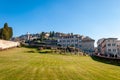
[0,47,120,80]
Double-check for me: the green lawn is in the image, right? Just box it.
[0,47,120,80]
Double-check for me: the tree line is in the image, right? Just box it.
[0,23,13,40]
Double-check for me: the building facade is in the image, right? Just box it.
[97,38,120,57]
[58,34,95,53]
[82,37,95,52]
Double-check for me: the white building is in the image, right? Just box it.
[97,38,120,57]
[82,37,95,52]
[58,34,95,53]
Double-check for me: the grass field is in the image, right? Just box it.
[0,47,120,80]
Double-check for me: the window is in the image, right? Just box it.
[67,40,70,42]
[112,44,116,46]
[117,45,120,47]
[71,40,74,42]
[63,40,66,42]
[79,45,82,47]
[75,44,78,47]
[108,44,111,46]
[59,40,62,42]
[75,40,78,42]
[108,49,111,52]
[113,49,116,52]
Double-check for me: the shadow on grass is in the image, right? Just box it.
[26,50,36,53]
[22,46,38,49]
[91,55,120,66]
[39,50,53,54]
[39,52,49,54]
[22,46,39,53]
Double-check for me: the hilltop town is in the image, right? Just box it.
[12,32,95,53]
[11,31,120,58]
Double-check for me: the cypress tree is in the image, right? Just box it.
[0,23,13,40]
[9,27,13,38]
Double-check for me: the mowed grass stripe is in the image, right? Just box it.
[0,47,120,80]
[5,66,30,80]
[82,60,120,80]
[74,57,119,80]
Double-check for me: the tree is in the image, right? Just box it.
[1,28,9,40]
[49,31,52,37]
[52,31,55,37]
[0,28,2,39]
[0,23,13,40]
[40,32,45,41]
[9,27,13,38]
[4,23,9,29]
[49,31,55,37]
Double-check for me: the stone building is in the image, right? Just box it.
[57,34,95,53]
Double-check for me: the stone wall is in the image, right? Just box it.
[0,40,20,50]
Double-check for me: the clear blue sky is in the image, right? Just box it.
[0,0,120,44]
